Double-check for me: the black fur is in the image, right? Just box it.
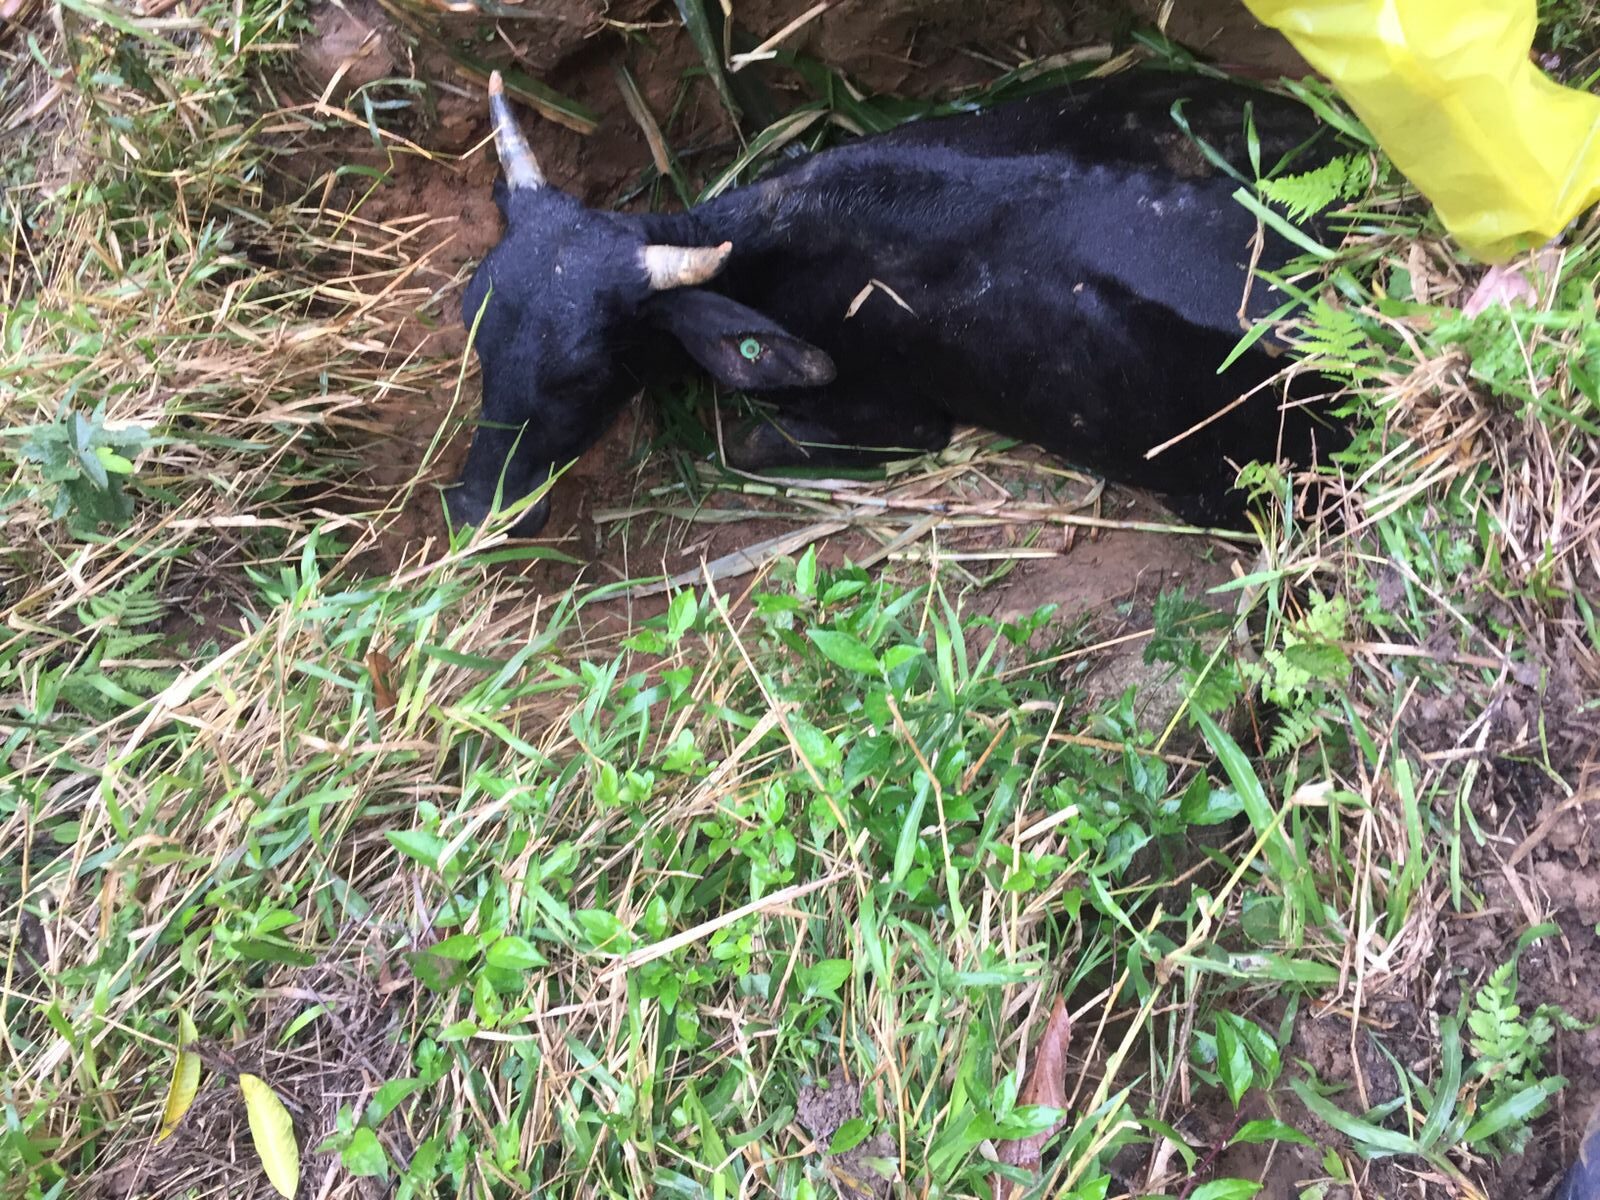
[448,69,1348,536]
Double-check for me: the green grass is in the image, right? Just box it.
[3,4,1597,1199]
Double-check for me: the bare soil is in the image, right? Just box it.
[268,1,1600,1196]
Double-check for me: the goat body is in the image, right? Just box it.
[448,69,1346,536]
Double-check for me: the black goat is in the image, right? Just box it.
[446,69,1346,537]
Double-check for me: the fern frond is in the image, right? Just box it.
[1267,705,1325,758]
[1258,153,1369,222]
[1286,298,1387,380]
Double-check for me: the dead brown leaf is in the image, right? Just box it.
[1463,263,1537,317]
[995,993,1073,1193]
[1462,244,1561,318]
[367,649,397,713]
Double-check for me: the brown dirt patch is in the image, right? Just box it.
[1127,0,1308,77]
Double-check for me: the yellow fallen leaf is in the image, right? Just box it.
[239,1073,300,1199]
[157,1010,201,1142]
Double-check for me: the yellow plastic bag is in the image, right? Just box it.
[1240,0,1600,262]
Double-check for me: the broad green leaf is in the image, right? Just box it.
[880,644,924,676]
[1190,1180,1261,1200]
[829,1117,871,1154]
[1219,952,1338,984]
[387,829,448,869]
[428,933,482,961]
[788,715,842,772]
[366,1077,425,1124]
[933,623,957,699]
[1180,777,1244,825]
[277,1003,328,1045]
[1239,894,1282,947]
[239,1073,300,1199]
[807,629,881,675]
[799,959,852,999]
[1142,1117,1199,1169]
[94,446,135,474]
[157,1010,201,1141]
[341,1126,388,1177]
[892,780,931,887]
[995,1104,1067,1138]
[795,546,817,597]
[1226,1013,1281,1082]
[666,589,697,642]
[484,935,547,971]
[574,909,634,953]
[1215,1016,1253,1108]
[623,629,668,655]
[821,578,866,605]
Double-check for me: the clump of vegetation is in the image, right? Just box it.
[1538,0,1600,60]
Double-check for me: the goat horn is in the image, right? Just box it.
[488,71,544,190]
[640,242,734,291]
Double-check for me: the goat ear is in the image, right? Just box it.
[648,290,835,391]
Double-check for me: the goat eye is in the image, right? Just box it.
[738,337,763,361]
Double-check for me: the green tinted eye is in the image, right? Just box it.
[739,338,762,361]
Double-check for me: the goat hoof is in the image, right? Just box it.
[724,418,813,472]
